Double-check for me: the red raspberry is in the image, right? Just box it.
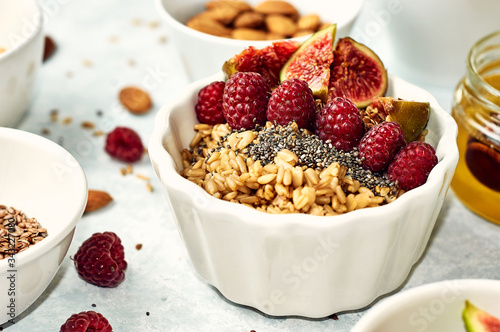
[358,121,406,172]
[195,81,226,125]
[74,232,127,288]
[105,127,143,163]
[267,78,316,129]
[314,97,364,151]
[222,71,270,130]
[60,311,112,332]
[388,141,438,191]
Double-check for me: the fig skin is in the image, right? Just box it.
[327,37,388,109]
[371,97,430,143]
[280,24,337,102]
[462,300,500,332]
[388,99,430,143]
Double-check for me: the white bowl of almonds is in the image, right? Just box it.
[156,0,363,81]
[149,31,458,317]
[0,128,87,324]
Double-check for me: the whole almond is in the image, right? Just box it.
[265,14,297,37]
[203,6,241,25]
[297,14,321,31]
[254,0,298,16]
[119,86,152,115]
[43,36,57,62]
[293,29,315,38]
[318,21,333,31]
[231,28,268,40]
[85,190,113,214]
[187,16,232,37]
[266,32,286,40]
[233,11,265,29]
[206,0,252,13]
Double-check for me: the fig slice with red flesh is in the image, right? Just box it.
[222,40,300,88]
[280,24,336,102]
[462,300,500,332]
[327,37,388,108]
[368,97,430,143]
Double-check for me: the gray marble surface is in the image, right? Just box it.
[4,0,500,330]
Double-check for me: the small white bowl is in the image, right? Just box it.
[149,73,458,318]
[351,279,500,332]
[0,128,87,324]
[0,0,44,127]
[156,0,363,81]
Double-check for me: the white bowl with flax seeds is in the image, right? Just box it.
[0,128,87,324]
[149,72,459,318]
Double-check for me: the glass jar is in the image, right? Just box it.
[451,30,500,225]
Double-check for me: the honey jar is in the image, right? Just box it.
[451,30,500,225]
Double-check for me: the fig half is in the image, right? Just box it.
[463,300,500,332]
[280,24,336,102]
[327,37,388,108]
[369,97,430,143]
[222,40,300,88]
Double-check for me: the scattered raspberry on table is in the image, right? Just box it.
[74,232,127,288]
[105,127,144,163]
[59,311,112,332]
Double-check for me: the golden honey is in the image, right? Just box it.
[451,31,500,225]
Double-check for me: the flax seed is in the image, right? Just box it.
[0,206,48,259]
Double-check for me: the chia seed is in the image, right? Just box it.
[242,123,395,193]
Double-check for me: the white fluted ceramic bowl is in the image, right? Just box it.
[149,72,459,318]
[351,279,500,332]
[0,128,87,324]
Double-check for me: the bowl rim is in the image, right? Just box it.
[0,0,44,62]
[350,278,500,331]
[154,0,364,47]
[0,127,88,269]
[149,72,458,228]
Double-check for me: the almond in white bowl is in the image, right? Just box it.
[155,0,363,81]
